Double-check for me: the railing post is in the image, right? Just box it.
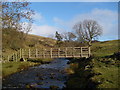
[15,53,17,62]
[81,47,82,57]
[50,48,52,58]
[29,49,31,58]
[58,48,60,58]
[72,47,74,57]
[43,49,45,58]
[8,55,9,62]
[20,49,21,59]
[65,47,67,57]
[36,49,38,58]
[21,49,24,58]
[13,53,14,61]
[88,46,91,57]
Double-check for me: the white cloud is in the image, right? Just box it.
[33,12,43,20]
[29,24,64,37]
[32,12,45,24]
[54,8,118,41]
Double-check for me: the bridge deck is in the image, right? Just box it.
[3,47,91,62]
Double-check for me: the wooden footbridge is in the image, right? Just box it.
[3,47,91,62]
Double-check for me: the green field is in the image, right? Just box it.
[66,40,120,88]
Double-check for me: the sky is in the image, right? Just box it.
[26,2,118,41]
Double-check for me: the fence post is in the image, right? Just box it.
[81,47,82,57]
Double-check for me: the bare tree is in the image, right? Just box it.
[2,2,34,50]
[2,2,34,32]
[73,19,102,46]
[62,32,76,42]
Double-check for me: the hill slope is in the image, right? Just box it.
[2,34,56,61]
[66,39,119,88]
[91,40,119,57]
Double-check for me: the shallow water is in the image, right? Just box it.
[2,58,70,89]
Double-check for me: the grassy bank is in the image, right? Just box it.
[91,57,119,88]
[65,40,119,88]
[2,58,53,78]
[66,57,119,88]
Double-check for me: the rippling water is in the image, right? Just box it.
[3,58,70,89]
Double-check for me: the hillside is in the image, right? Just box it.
[2,33,56,61]
[91,40,119,57]
[66,39,120,88]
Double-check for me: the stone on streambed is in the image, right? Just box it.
[37,82,44,85]
[26,83,38,88]
[49,85,59,89]
[50,75,55,79]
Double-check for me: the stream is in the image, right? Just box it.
[2,58,70,89]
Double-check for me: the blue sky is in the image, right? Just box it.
[27,2,118,41]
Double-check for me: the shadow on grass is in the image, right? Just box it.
[65,57,99,89]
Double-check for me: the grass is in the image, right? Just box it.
[91,40,119,57]
[66,40,120,88]
[91,58,119,88]
[2,61,40,78]
[2,58,53,78]
[2,33,56,61]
